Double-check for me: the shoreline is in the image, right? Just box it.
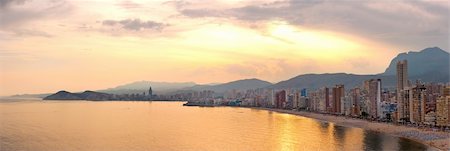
[240,106,449,151]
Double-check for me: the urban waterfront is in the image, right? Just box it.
[0,100,434,151]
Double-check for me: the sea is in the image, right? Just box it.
[0,100,434,151]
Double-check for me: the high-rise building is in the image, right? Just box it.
[396,60,408,122]
[293,91,300,109]
[402,87,412,122]
[332,85,345,114]
[317,87,329,112]
[409,82,427,124]
[350,88,361,116]
[148,86,153,99]
[424,83,442,113]
[301,88,307,97]
[397,60,408,92]
[436,86,450,127]
[148,86,153,96]
[325,87,330,112]
[275,90,286,109]
[366,79,382,118]
[436,96,449,126]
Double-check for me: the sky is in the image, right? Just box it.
[0,0,449,96]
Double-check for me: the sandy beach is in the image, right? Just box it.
[249,107,450,151]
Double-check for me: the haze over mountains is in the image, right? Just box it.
[106,47,448,94]
[271,47,449,90]
[98,81,196,94]
[6,47,449,98]
[178,78,272,94]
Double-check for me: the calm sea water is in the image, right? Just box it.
[0,100,433,151]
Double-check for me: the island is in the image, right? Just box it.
[43,89,172,101]
[43,90,114,101]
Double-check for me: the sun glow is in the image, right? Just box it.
[266,22,365,59]
[0,1,395,96]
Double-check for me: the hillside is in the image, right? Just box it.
[271,47,449,90]
[99,81,196,94]
[184,78,272,93]
[43,90,113,101]
[383,47,449,77]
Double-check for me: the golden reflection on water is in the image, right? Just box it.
[0,101,431,151]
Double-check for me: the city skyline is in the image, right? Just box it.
[1,0,449,96]
[1,1,449,150]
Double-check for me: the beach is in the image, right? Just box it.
[250,107,450,151]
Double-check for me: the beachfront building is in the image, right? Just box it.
[317,87,329,112]
[350,88,361,116]
[366,79,382,119]
[436,96,449,127]
[402,87,412,122]
[309,90,319,111]
[332,85,345,114]
[268,89,275,107]
[424,111,436,126]
[409,82,427,124]
[292,90,300,109]
[298,96,307,109]
[276,90,287,109]
[425,83,443,113]
[436,86,450,127]
[396,60,409,122]
[343,95,352,116]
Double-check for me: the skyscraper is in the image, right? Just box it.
[436,86,449,127]
[397,60,408,92]
[148,86,153,96]
[409,82,427,124]
[332,85,344,114]
[276,90,286,109]
[366,79,382,118]
[350,88,360,116]
[301,88,307,97]
[396,60,408,122]
[325,87,330,112]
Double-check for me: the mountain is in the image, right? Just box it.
[183,78,272,93]
[43,90,113,101]
[383,47,449,77]
[271,47,449,90]
[99,81,196,94]
[271,73,374,90]
[10,47,449,97]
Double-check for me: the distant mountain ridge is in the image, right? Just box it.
[270,47,449,90]
[383,47,449,76]
[99,81,196,94]
[183,78,272,93]
[43,91,113,101]
[10,47,450,98]
[97,79,272,95]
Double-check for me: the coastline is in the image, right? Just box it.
[241,106,449,151]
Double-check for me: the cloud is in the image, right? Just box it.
[102,18,168,31]
[12,29,53,38]
[163,0,191,10]
[0,0,72,27]
[116,0,142,9]
[0,0,73,38]
[0,0,29,9]
[180,9,224,18]
[172,0,449,50]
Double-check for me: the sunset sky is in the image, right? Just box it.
[0,0,448,96]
